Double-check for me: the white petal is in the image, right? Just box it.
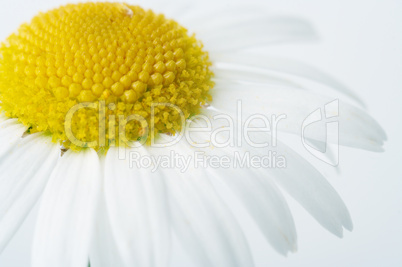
[159,140,253,267]
[0,113,7,122]
[156,2,193,19]
[182,4,314,50]
[268,141,354,236]
[181,4,270,31]
[180,126,297,254]
[139,146,171,267]
[210,53,365,106]
[208,170,297,255]
[212,67,304,89]
[32,149,101,267]
[186,120,352,237]
[104,146,170,267]
[211,83,385,151]
[90,171,125,267]
[204,17,316,52]
[0,134,55,203]
[0,119,27,159]
[0,134,59,252]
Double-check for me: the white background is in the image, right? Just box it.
[0,0,401,266]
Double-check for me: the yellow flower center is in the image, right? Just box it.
[0,2,213,151]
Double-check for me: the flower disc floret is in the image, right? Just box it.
[0,2,214,150]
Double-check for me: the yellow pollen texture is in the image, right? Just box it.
[0,2,213,150]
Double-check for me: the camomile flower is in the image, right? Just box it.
[0,2,386,267]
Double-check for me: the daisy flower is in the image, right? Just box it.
[0,2,386,267]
